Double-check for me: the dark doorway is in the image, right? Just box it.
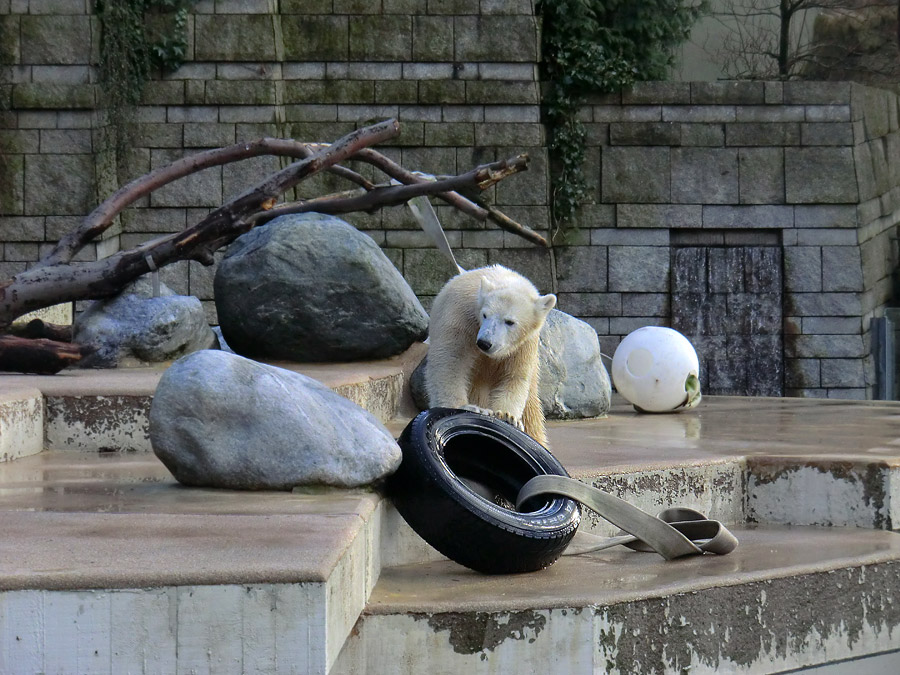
[671,234,783,397]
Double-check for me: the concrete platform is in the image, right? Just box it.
[0,342,425,452]
[339,527,900,674]
[1,353,900,673]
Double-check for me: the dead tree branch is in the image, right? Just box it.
[297,144,548,247]
[0,336,93,375]
[39,121,400,268]
[1,120,403,329]
[0,120,537,359]
[247,155,530,225]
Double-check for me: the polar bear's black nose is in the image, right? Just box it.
[477,338,492,353]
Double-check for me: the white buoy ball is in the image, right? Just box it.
[612,327,701,412]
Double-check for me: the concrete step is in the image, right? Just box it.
[355,397,900,673]
[336,526,900,674]
[3,363,900,673]
[0,342,426,453]
[0,451,385,675]
[0,387,42,462]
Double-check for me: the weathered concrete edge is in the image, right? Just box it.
[0,504,379,674]
[0,582,337,675]
[747,457,899,529]
[8,344,428,453]
[335,561,900,675]
[575,453,900,533]
[0,386,43,462]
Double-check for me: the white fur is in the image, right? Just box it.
[425,265,556,446]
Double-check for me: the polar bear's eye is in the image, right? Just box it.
[482,312,487,319]
[505,319,515,326]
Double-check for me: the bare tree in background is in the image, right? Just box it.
[710,0,899,82]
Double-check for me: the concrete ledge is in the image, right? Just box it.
[0,460,382,675]
[339,528,900,674]
[2,372,900,673]
[1,582,355,675]
[0,343,427,453]
[0,507,377,591]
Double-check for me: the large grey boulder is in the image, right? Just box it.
[149,350,401,490]
[410,309,611,419]
[538,309,611,419]
[73,276,217,368]
[214,213,429,362]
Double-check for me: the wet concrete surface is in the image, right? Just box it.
[0,507,378,591]
[548,396,900,476]
[2,359,900,598]
[366,525,900,614]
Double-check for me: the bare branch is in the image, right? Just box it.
[39,128,398,268]
[0,122,543,332]
[248,155,530,226]
[712,0,900,81]
[305,144,548,247]
[0,121,401,327]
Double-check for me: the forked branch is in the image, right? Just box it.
[0,120,539,342]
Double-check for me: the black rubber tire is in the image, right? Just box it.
[387,408,581,574]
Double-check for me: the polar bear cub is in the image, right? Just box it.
[425,265,556,447]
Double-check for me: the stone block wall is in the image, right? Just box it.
[0,0,103,286]
[0,0,546,323]
[3,3,900,399]
[566,80,900,399]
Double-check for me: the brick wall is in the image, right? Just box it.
[1,0,546,321]
[561,80,900,399]
[2,3,900,399]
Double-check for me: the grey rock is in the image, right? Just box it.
[784,247,823,293]
[149,350,401,490]
[601,146,670,203]
[738,148,785,205]
[538,309,612,419]
[74,276,217,368]
[410,310,611,420]
[608,246,670,292]
[214,213,429,362]
[822,246,864,292]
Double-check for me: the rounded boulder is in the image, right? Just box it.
[538,309,611,419]
[214,213,428,362]
[73,276,217,368]
[149,350,402,490]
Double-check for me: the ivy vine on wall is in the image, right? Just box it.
[539,0,707,238]
[95,0,195,165]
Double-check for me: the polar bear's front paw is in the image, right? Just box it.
[460,406,524,432]
[497,411,525,432]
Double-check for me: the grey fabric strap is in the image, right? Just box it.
[517,475,739,560]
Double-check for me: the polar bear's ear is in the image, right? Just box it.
[537,293,557,314]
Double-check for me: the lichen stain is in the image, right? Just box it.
[749,460,891,529]
[415,609,548,656]
[861,463,890,529]
[596,562,900,673]
[594,467,737,504]
[0,396,42,427]
[47,395,151,448]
